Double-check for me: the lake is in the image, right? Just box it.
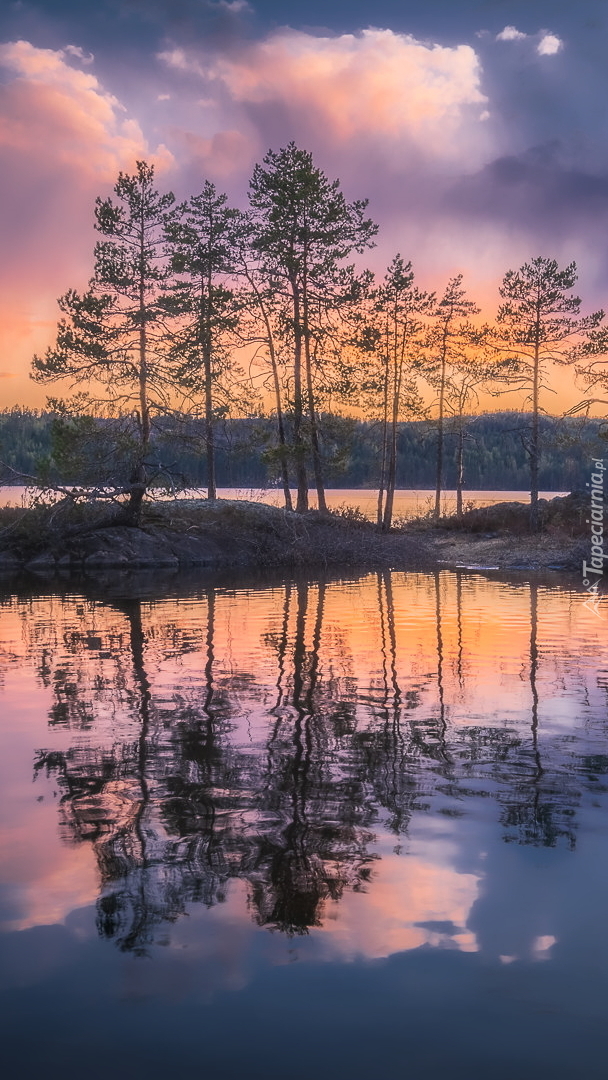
[1,569,607,1079]
[0,485,567,518]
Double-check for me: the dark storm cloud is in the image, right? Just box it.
[474,25,608,169]
[112,0,255,48]
[447,143,608,235]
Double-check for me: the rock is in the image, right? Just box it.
[0,551,21,573]
[83,552,130,569]
[25,552,57,572]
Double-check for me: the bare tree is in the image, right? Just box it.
[423,275,479,521]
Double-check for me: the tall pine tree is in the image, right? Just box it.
[32,161,175,521]
[248,143,377,512]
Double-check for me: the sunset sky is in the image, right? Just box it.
[1,0,607,408]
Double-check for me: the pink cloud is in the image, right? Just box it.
[161,28,491,165]
[170,127,253,178]
[0,40,172,179]
[155,27,516,313]
[0,41,175,407]
[155,27,503,309]
[0,29,592,413]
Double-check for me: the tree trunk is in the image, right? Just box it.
[272,376,293,512]
[266,337,292,512]
[125,479,146,526]
[382,342,399,531]
[434,358,446,521]
[202,272,216,501]
[291,279,308,513]
[304,344,327,513]
[456,421,465,518]
[204,355,215,500]
[128,205,150,526]
[529,340,540,532]
[382,411,397,532]
[302,261,327,513]
[246,271,293,511]
[376,356,389,531]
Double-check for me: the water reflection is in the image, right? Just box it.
[2,571,607,957]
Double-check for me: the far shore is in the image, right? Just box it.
[0,484,568,512]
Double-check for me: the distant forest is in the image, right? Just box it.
[1,408,604,493]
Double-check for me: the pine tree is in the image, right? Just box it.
[248,143,377,512]
[423,275,479,521]
[32,161,175,521]
[495,257,603,530]
[349,258,431,529]
[164,181,248,500]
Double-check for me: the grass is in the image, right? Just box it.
[0,494,416,570]
[433,491,588,537]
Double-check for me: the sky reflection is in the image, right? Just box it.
[0,570,606,968]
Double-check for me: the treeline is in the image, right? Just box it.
[1,408,603,492]
[19,146,608,529]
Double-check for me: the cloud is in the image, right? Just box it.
[213,1,252,11]
[160,27,489,166]
[0,40,175,407]
[447,142,608,233]
[119,0,253,47]
[494,26,564,57]
[63,44,94,65]
[0,40,168,178]
[170,126,252,178]
[537,33,563,56]
[0,20,590,409]
[443,142,608,304]
[496,26,527,42]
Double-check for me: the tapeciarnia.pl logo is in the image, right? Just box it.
[582,459,605,618]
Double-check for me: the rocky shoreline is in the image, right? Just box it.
[0,493,590,582]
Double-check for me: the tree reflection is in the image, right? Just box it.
[251,581,376,934]
[29,573,604,952]
[499,582,578,848]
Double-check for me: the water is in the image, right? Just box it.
[1,570,607,1079]
[0,485,567,518]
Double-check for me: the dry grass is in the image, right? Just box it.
[410,491,589,538]
[0,491,589,574]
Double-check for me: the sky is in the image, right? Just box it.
[1,0,608,409]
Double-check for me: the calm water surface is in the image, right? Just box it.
[0,570,607,1079]
[0,485,566,517]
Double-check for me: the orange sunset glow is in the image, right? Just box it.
[1,572,605,947]
[1,17,607,413]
